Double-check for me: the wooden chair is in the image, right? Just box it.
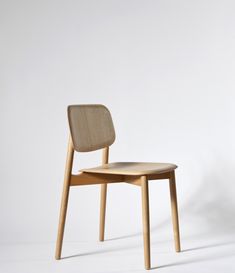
[55,104,181,270]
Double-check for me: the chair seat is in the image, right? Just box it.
[80,162,177,176]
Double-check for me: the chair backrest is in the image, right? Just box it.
[67,104,116,152]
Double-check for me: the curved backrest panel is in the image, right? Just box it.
[67,104,116,152]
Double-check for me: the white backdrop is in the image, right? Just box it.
[1,0,235,254]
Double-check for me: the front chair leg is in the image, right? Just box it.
[169,171,181,252]
[141,176,151,270]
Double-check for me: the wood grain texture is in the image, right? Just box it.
[81,162,177,176]
[68,105,115,152]
[55,137,74,260]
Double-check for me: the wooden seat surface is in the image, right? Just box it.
[80,162,177,176]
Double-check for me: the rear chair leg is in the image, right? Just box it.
[55,137,74,259]
[99,184,107,241]
[141,176,151,270]
[169,171,181,252]
[99,147,109,241]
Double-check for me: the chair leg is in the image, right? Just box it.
[169,171,181,252]
[55,137,74,260]
[99,147,109,241]
[99,184,107,241]
[141,176,151,270]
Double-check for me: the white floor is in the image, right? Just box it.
[1,231,235,273]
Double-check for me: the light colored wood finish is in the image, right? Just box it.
[68,105,115,152]
[99,147,109,241]
[55,136,74,260]
[141,176,151,270]
[81,162,177,176]
[102,146,109,164]
[125,173,171,186]
[147,172,171,180]
[99,184,107,241]
[70,172,172,186]
[169,171,181,252]
[70,173,124,186]
[70,173,173,186]
[126,178,142,186]
[56,104,181,270]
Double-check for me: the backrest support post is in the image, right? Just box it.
[65,135,74,180]
[102,147,109,165]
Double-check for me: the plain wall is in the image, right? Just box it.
[1,0,235,244]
